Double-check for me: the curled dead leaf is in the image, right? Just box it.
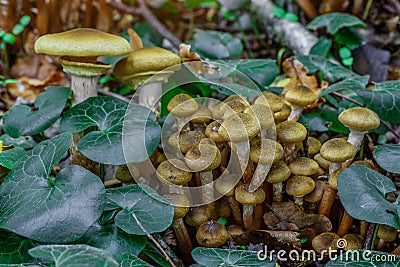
[127,28,143,51]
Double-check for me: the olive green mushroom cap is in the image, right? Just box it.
[115,163,139,183]
[178,130,206,154]
[338,107,380,132]
[163,193,190,219]
[244,104,275,130]
[250,138,283,165]
[35,28,131,57]
[114,46,181,86]
[167,93,198,118]
[190,105,212,124]
[312,232,339,254]
[307,137,322,156]
[286,175,315,197]
[276,121,307,143]
[274,103,291,122]
[254,92,284,112]
[185,206,212,226]
[342,234,364,251]
[304,180,326,203]
[196,220,229,247]
[285,85,317,107]
[320,138,356,163]
[215,174,239,197]
[235,184,266,205]
[289,157,320,176]
[314,153,331,170]
[185,142,221,172]
[377,224,398,242]
[205,121,226,143]
[156,159,192,185]
[218,113,260,142]
[266,161,291,183]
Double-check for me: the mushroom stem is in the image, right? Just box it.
[253,204,264,230]
[318,185,337,217]
[227,196,243,226]
[70,75,99,105]
[242,204,255,232]
[287,106,303,121]
[71,131,100,176]
[293,196,304,206]
[347,130,365,152]
[200,171,215,216]
[283,143,296,163]
[272,182,283,202]
[337,210,354,237]
[138,81,162,111]
[172,218,194,264]
[329,163,342,176]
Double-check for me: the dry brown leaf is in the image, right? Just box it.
[127,28,143,51]
[281,58,320,95]
[179,43,201,62]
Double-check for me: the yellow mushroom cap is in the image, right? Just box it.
[289,157,320,176]
[250,138,283,165]
[276,121,307,143]
[218,113,260,142]
[254,92,284,112]
[167,93,198,118]
[285,85,317,107]
[320,138,356,163]
[312,232,339,254]
[235,184,266,205]
[163,193,190,219]
[338,107,380,132]
[266,161,291,183]
[286,175,315,197]
[156,159,192,185]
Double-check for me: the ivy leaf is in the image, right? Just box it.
[0,147,26,169]
[60,96,160,165]
[0,135,36,149]
[29,245,119,267]
[296,55,355,83]
[81,223,147,256]
[0,265,48,267]
[115,252,153,267]
[191,30,243,59]
[374,145,400,174]
[326,250,400,266]
[142,242,172,267]
[338,165,399,229]
[354,80,400,123]
[299,113,328,132]
[307,13,366,35]
[319,75,369,97]
[107,184,174,235]
[0,133,105,243]
[209,83,260,97]
[310,37,332,58]
[334,27,365,50]
[3,86,71,138]
[0,230,35,264]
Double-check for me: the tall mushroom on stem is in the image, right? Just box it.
[196,220,229,247]
[235,184,266,231]
[276,120,307,163]
[286,175,315,206]
[34,28,131,175]
[167,93,199,130]
[285,85,317,121]
[266,161,291,202]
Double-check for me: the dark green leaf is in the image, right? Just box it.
[338,165,399,229]
[192,247,276,267]
[374,145,400,174]
[339,47,352,59]
[209,83,260,97]
[29,245,119,267]
[0,264,48,267]
[82,223,146,256]
[60,96,160,165]
[191,30,243,59]
[115,253,153,267]
[3,86,71,138]
[299,113,328,132]
[0,135,36,149]
[335,27,365,50]
[0,133,105,243]
[310,37,332,58]
[142,242,172,267]
[284,13,298,22]
[319,75,368,97]
[320,108,350,134]
[307,13,366,35]
[326,250,400,266]
[0,230,35,264]
[0,147,26,169]
[133,22,163,47]
[107,184,174,235]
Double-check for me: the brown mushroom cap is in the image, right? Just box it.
[285,85,317,107]
[320,138,356,163]
[314,153,331,170]
[235,184,266,205]
[276,121,307,144]
[289,157,320,176]
[190,105,212,124]
[185,142,221,172]
[178,130,206,154]
[163,193,190,219]
[254,92,284,112]
[205,121,226,143]
[156,159,192,185]
[219,99,250,116]
[312,232,339,254]
[250,138,283,165]
[167,93,199,118]
[304,180,326,203]
[244,104,275,130]
[307,137,322,156]
[196,220,229,247]
[377,224,398,242]
[338,107,380,132]
[218,113,260,142]
[266,161,291,183]
[342,234,364,251]
[215,174,239,197]
[185,205,212,226]
[115,163,139,183]
[286,175,315,197]
[274,103,291,122]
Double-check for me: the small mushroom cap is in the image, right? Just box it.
[274,103,291,122]
[35,28,131,57]
[167,131,180,148]
[285,85,317,107]
[185,142,221,172]
[167,93,199,118]
[254,92,284,112]
[320,138,356,163]
[377,224,398,242]
[218,113,260,142]
[312,232,339,254]
[342,234,364,251]
[163,193,190,219]
[215,174,239,197]
[250,138,283,165]
[115,163,139,183]
[266,161,291,183]
[178,130,206,154]
[185,205,212,226]
[289,157,320,176]
[327,168,342,190]
[307,137,322,156]
[244,104,275,129]
[205,121,226,143]
[304,180,326,203]
[339,107,380,132]
[219,99,250,117]
[286,175,315,197]
[235,184,266,205]
[314,153,331,170]
[196,220,229,247]
[190,105,212,124]
[276,121,307,143]
[156,159,192,185]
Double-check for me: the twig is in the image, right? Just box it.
[98,89,130,102]
[108,0,181,49]
[289,57,304,86]
[131,213,177,267]
[332,92,400,140]
[363,223,376,250]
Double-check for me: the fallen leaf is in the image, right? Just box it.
[127,28,143,51]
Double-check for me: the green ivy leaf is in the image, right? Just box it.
[3,86,71,138]
[299,113,328,132]
[307,12,366,35]
[115,252,153,267]
[107,184,174,235]
[326,250,400,266]
[319,75,368,97]
[310,37,332,58]
[29,245,119,267]
[209,83,260,97]
[296,55,355,83]
[142,242,172,267]
[0,134,36,149]
[0,133,105,243]
[374,145,400,174]
[354,80,400,123]
[192,247,276,267]
[0,147,26,169]
[334,27,365,50]
[0,230,35,264]
[191,30,243,59]
[60,96,160,165]
[338,165,399,229]
[320,107,350,134]
[0,264,48,267]
[82,223,147,256]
